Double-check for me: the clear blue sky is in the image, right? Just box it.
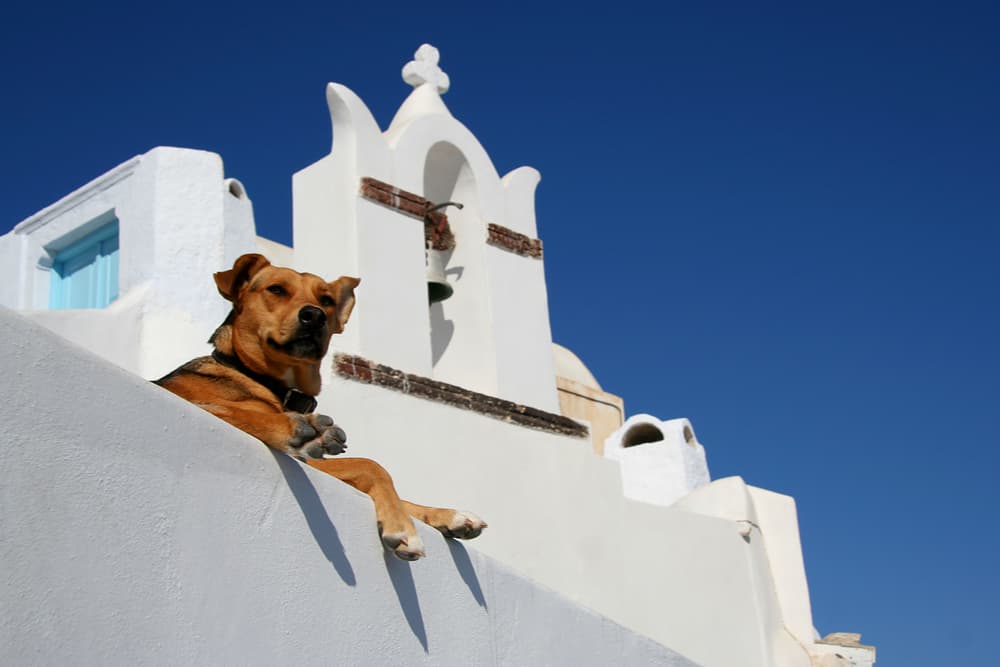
[3,2,997,664]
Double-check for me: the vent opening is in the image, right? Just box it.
[622,423,665,448]
[225,179,245,199]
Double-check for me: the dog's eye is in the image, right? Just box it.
[267,285,287,297]
[319,295,335,308]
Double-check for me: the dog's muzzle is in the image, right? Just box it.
[298,306,326,330]
[266,306,329,359]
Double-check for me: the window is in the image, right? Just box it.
[49,221,120,309]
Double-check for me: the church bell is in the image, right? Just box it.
[426,243,453,303]
[424,201,463,303]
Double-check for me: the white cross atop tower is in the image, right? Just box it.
[402,44,450,94]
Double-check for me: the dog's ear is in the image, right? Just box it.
[330,276,360,330]
[214,254,271,303]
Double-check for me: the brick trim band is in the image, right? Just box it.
[359,177,455,250]
[334,354,588,438]
[486,223,543,259]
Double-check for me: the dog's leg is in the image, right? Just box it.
[401,501,487,540]
[307,458,425,561]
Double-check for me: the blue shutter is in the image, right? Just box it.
[49,221,120,309]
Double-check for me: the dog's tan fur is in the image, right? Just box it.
[155,253,485,560]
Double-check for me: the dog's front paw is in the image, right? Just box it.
[440,510,488,540]
[380,524,425,561]
[285,413,347,458]
[304,413,348,458]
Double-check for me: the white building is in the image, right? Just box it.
[0,45,874,667]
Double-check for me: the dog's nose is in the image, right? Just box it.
[298,306,327,329]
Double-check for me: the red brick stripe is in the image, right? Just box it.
[334,353,587,438]
[487,223,543,259]
[359,177,455,251]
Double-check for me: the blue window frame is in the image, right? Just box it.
[49,221,120,309]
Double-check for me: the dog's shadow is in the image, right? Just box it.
[383,551,429,651]
[276,452,430,650]
[273,451,489,653]
[447,540,487,608]
[273,452,357,586]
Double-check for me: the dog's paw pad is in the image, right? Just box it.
[304,430,347,458]
[322,424,347,446]
[311,414,334,429]
[295,413,348,457]
[443,511,487,540]
[382,531,425,561]
[285,414,318,449]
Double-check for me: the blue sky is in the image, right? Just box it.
[3,2,998,664]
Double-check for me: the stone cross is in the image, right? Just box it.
[402,44,450,94]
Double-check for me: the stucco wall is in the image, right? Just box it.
[317,358,815,667]
[0,307,696,667]
[292,76,560,413]
[0,147,258,381]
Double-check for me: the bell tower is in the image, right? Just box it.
[293,44,559,412]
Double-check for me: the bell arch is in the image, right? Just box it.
[422,141,497,393]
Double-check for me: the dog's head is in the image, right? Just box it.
[211,254,359,377]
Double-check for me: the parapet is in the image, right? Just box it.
[0,306,697,666]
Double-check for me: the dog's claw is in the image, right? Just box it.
[303,443,325,459]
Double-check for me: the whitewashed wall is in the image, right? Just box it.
[0,308,696,667]
[316,359,819,667]
[0,147,258,380]
[293,46,559,412]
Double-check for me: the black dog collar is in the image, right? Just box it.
[211,350,318,414]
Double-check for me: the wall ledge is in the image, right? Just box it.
[14,156,142,234]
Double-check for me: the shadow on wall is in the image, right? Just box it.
[447,539,487,609]
[273,452,356,585]
[384,551,429,651]
[429,301,454,366]
[279,449,431,650]
[429,264,463,365]
[274,448,488,653]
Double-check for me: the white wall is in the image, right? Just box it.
[316,355,818,667]
[0,307,696,667]
[0,157,139,311]
[293,62,560,412]
[0,147,259,380]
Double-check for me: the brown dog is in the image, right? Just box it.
[155,253,485,560]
